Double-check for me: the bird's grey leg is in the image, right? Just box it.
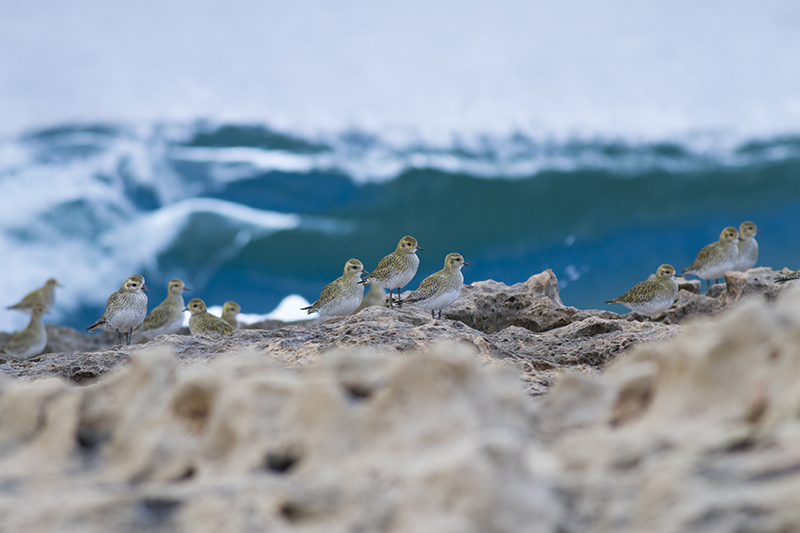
[116,329,122,345]
[396,288,403,307]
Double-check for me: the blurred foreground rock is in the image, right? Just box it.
[2,283,800,531]
[534,284,800,532]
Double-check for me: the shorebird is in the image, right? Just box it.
[7,278,60,314]
[605,264,679,318]
[301,259,368,317]
[2,303,47,359]
[682,227,740,289]
[221,301,242,329]
[732,221,761,271]
[86,275,148,345]
[405,252,469,320]
[361,236,422,308]
[135,278,190,340]
[185,298,234,336]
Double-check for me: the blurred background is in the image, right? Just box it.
[1,0,800,331]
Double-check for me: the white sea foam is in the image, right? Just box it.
[204,295,317,327]
[171,147,318,175]
[107,198,300,270]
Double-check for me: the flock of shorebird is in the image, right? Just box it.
[605,221,764,317]
[0,236,469,359]
[3,222,799,360]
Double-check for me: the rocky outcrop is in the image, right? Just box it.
[445,270,616,333]
[3,284,800,531]
[2,267,792,392]
[532,283,800,532]
[0,305,678,396]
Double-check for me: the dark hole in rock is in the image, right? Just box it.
[70,371,99,385]
[175,465,196,481]
[136,497,183,527]
[343,382,372,400]
[265,448,301,474]
[726,435,759,454]
[76,425,109,452]
[279,501,310,522]
[172,383,214,432]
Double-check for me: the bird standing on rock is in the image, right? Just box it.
[605,264,679,318]
[7,278,60,314]
[86,275,149,345]
[135,278,190,340]
[682,227,740,289]
[302,259,368,317]
[2,303,48,359]
[221,301,242,329]
[361,236,422,308]
[733,221,761,272]
[185,298,234,336]
[405,253,469,320]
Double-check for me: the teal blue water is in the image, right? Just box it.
[2,124,799,330]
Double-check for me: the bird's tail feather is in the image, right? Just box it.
[85,317,106,332]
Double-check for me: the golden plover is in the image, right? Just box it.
[2,303,48,359]
[682,227,740,289]
[135,278,190,340]
[6,278,60,314]
[405,252,469,320]
[86,274,149,345]
[605,264,679,318]
[361,236,422,308]
[302,259,368,317]
[185,298,234,336]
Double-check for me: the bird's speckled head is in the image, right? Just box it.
[739,221,759,238]
[656,264,676,279]
[222,301,241,315]
[344,258,368,278]
[45,278,59,288]
[719,227,739,243]
[31,303,47,317]
[185,298,207,315]
[168,278,190,294]
[396,236,422,254]
[122,274,148,292]
[444,253,470,270]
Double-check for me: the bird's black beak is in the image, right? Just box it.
[143,285,149,291]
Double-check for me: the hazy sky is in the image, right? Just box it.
[1,0,799,139]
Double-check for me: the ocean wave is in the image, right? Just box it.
[2,121,800,332]
[171,124,800,184]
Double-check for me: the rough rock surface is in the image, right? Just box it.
[2,283,800,531]
[533,284,800,532]
[1,267,791,391]
[0,305,678,396]
[0,345,561,532]
[445,270,617,333]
